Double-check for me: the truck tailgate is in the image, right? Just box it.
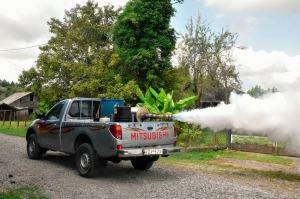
[120,122,176,147]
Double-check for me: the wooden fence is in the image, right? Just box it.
[1,110,30,127]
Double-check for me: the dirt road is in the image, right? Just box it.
[0,134,299,199]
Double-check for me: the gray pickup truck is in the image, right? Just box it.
[26,98,181,177]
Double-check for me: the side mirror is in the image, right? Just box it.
[37,112,45,119]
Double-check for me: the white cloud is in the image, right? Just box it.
[245,16,269,27]
[235,47,300,91]
[0,0,129,82]
[202,0,300,15]
[215,13,225,19]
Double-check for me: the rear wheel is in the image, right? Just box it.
[76,143,97,178]
[131,157,154,171]
[27,134,43,159]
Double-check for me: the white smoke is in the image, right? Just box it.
[173,91,300,152]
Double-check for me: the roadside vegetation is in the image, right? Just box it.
[0,121,28,137]
[0,187,48,199]
[158,150,300,182]
[232,134,288,147]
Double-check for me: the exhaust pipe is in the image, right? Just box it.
[131,107,172,122]
[141,113,172,120]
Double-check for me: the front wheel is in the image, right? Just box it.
[27,134,43,159]
[76,143,97,178]
[131,157,154,171]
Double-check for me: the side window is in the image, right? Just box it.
[81,101,92,117]
[68,100,101,119]
[46,102,64,120]
[68,101,80,117]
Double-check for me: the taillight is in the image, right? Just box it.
[109,125,122,140]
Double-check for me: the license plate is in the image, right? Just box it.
[144,148,163,155]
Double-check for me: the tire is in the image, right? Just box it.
[131,157,154,171]
[76,143,97,178]
[27,134,43,159]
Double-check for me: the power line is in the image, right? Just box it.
[0,56,24,69]
[0,43,47,52]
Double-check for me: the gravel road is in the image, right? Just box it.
[0,133,299,199]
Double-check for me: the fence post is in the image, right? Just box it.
[272,142,278,156]
[9,111,12,127]
[213,132,218,147]
[226,129,232,149]
[17,111,20,127]
[2,111,5,126]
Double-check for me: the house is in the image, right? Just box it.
[200,88,245,108]
[0,92,39,121]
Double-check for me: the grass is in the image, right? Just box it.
[0,187,48,199]
[0,125,27,137]
[166,150,293,165]
[158,150,300,182]
[232,135,288,147]
[0,121,30,137]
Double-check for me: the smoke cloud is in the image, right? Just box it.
[173,91,300,153]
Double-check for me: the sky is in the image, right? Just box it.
[1,0,300,92]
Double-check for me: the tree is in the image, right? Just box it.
[175,15,212,108]
[111,0,182,92]
[0,79,23,101]
[211,28,242,104]
[247,85,278,98]
[19,1,137,108]
[175,14,242,108]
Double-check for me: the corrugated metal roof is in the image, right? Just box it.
[0,92,32,105]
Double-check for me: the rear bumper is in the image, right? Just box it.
[118,146,181,158]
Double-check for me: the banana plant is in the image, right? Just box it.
[135,85,197,114]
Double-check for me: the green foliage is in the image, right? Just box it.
[98,75,137,105]
[19,1,137,105]
[177,123,203,149]
[0,79,13,87]
[0,187,48,199]
[37,100,51,114]
[0,79,23,101]
[247,85,279,98]
[135,86,197,114]
[232,135,288,147]
[175,14,242,107]
[112,0,179,91]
